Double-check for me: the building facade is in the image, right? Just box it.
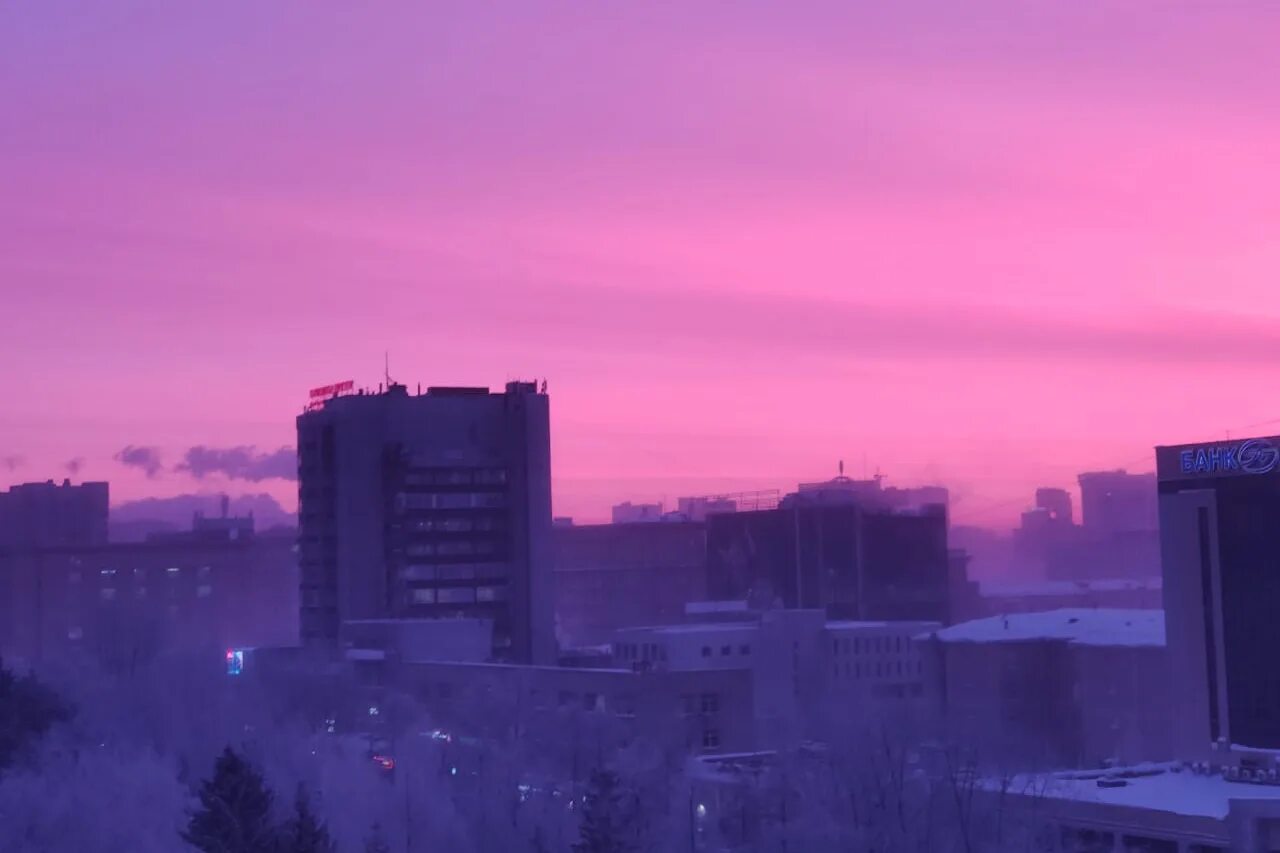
[1157,434,1280,758]
[296,381,554,663]
[0,526,298,667]
[0,479,108,549]
[705,503,952,623]
[553,520,706,648]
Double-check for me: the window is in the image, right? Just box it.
[896,661,903,676]
[99,568,117,577]
[135,586,147,599]
[701,646,711,658]
[682,694,697,716]
[720,645,731,656]
[616,694,637,717]
[197,584,213,598]
[100,587,117,601]
[411,588,436,604]
[583,693,600,712]
[701,728,720,750]
[436,587,476,604]
[476,586,506,602]
[832,639,838,654]
[700,693,719,714]
[166,567,181,576]
[558,691,575,709]
[739,644,750,655]
[68,570,81,584]
[198,566,212,579]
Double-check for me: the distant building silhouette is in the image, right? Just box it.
[296,381,554,664]
[1078,469,1157,535]
[554,519,706,647]
[705,496,953,624]
[0,479,108,549]
[610,501,663,524]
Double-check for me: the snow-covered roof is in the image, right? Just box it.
[925,608,1165,648]
[992,764,1280,820]
[979,578,1162,598]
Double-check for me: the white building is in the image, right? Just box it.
[614,609,939,748]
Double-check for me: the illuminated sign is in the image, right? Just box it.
[305,380,355,412]
[1179,438,1280,477]
[308,380,354,400]
[226,648,244,676]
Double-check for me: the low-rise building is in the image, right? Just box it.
[919,609,1174,770]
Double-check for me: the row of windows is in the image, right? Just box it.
[616,642,667,663]
[398,493,505,511]
[408,516,502,533]
[403,563,507,581]
[71,566,208,583]
[405,540,499,557]
[701,644,751,658]
[97,584,213,602]
[403,468,508,487]
[832,635,911,656]
[409,585,507,605]
[835,659,924,680]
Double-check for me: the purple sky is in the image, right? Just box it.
[4,3,1280,527]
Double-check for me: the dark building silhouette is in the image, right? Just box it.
[0,479,108,549]
[1158,434,1280,756]
[705,502,951,623]
[0,520,297,666]
[554,520,706,647]
[1079,469,1157,535]
[296,381,554,664]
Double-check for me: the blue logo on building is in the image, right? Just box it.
[1180,439,1280,476]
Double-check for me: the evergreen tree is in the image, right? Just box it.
[184,746,280,853]
[363,822,391,853]
[0,659,72,771]
[279,784,335,853]
[573,768,639,853]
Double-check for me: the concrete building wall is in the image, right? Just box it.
[297,382,554,664]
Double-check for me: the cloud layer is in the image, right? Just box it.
[114,446,163,479]
[175,446,296,482]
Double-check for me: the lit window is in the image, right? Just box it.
[476,586,506,602]
[166,567,181,576]
[411,588,436,604]
[226,649,244,676]
[100,568,117,577]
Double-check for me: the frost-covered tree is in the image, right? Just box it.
[0,660,72,771]
[278,784,335,853]
[573,767,639,853]
[184,746,280,853]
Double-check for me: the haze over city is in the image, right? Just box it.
[7,3,1280,528]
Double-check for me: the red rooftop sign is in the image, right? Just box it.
[309,380,354,400]
[305,380,354,411]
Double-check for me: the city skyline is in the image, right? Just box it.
[6,4,1280,527]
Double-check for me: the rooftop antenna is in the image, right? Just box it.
[838,459,844,477]
[384,351,392,387]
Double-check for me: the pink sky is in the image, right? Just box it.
[4,3,1280,528]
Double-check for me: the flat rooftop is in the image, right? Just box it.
[927,608,1165,647]
[994,764,1280,820]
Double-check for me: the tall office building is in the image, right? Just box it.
[296,381,554,664]
[1158,434,1280,756]
[0,479,108,549]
